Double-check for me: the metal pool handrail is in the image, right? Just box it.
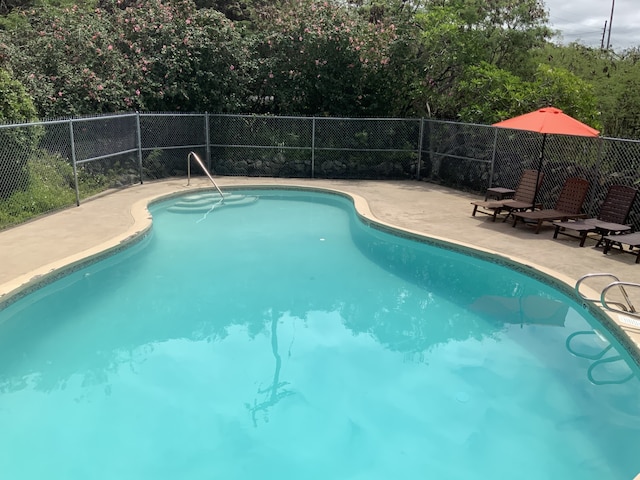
[187,151,225,201]
[575,273,639,318]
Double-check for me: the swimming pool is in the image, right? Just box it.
[0,188,638,479]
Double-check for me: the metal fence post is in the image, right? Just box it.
[488,127,498,190]
[416,118,424,180]
[311,117,316,179]
[69,119,81,206]
[586,137,606,215]
[136,112,143,184]
[205,112,211,171]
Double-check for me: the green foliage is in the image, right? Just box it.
[249,0,398,116]
[532,65,600,129]
[0,68,37,121]
[455,63,532,123]
[387,0,551,118]
[0,153,75,228]
[535,44,640,138]
[0,68,41,198]
[0,0,252,117]
[0,151,116,229]
[454,62,600,128]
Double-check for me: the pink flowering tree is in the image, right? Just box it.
[110,0,251,112]
[0,5,130,116]
[0,0,252,117]
[250,0,398,116]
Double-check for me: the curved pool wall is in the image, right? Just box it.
[0,185,638,363]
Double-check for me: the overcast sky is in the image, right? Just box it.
[544,0,640,51]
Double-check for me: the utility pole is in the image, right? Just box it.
[605,0,615,50]
[600,21,607,50]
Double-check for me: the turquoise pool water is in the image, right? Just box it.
[0,189,638,479]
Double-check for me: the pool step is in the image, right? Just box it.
[167,193,258,213]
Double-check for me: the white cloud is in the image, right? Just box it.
[544,0,640,51]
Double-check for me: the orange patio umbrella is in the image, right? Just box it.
[493,106,600,206]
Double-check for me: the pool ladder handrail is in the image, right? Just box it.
[565,330,634,385]
[187,151,225,201]
[575,273,639,318]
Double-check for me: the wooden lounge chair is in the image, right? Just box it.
[552,185,638,247]
[471,169,544,222]
[511,177,590,233]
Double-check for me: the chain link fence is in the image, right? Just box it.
[0,112,638,231]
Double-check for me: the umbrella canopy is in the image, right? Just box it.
[493,107,600,137]
[492,107,600,207]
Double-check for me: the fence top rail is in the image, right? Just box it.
[138,112,206,118]
[313,117,422,123]
[428,119,497,129]
[602,135,640,145]
[71,113,138,124]
[208,113,314,121]
[207,113,421,122]
[0,113,141,129]
[0,118,68,129]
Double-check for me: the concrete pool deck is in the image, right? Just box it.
[1,177,639,347]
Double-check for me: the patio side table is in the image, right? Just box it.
[484,187,516,201]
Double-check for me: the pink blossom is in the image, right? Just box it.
[230,65,235,71]
[107,45,113,51]
[97,85,104,90]
[135,89,141,95]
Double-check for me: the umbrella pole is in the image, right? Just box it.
[533,133,547,209]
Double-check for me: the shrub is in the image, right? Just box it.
[0,68,40,199]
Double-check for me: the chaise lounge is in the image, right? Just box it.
[552,184,638,247]
[602,232,640,264]
[471,169,544,222]
[511,177,590,233]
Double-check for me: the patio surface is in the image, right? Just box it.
[1,177,639,347]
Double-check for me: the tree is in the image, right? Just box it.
[0,68,40,198]
[249,0,398,116]
[0,68,37,121]
[452,62,599,127]
[0,0,253,117]
[534,43,640,138]
[379,0,552,119]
